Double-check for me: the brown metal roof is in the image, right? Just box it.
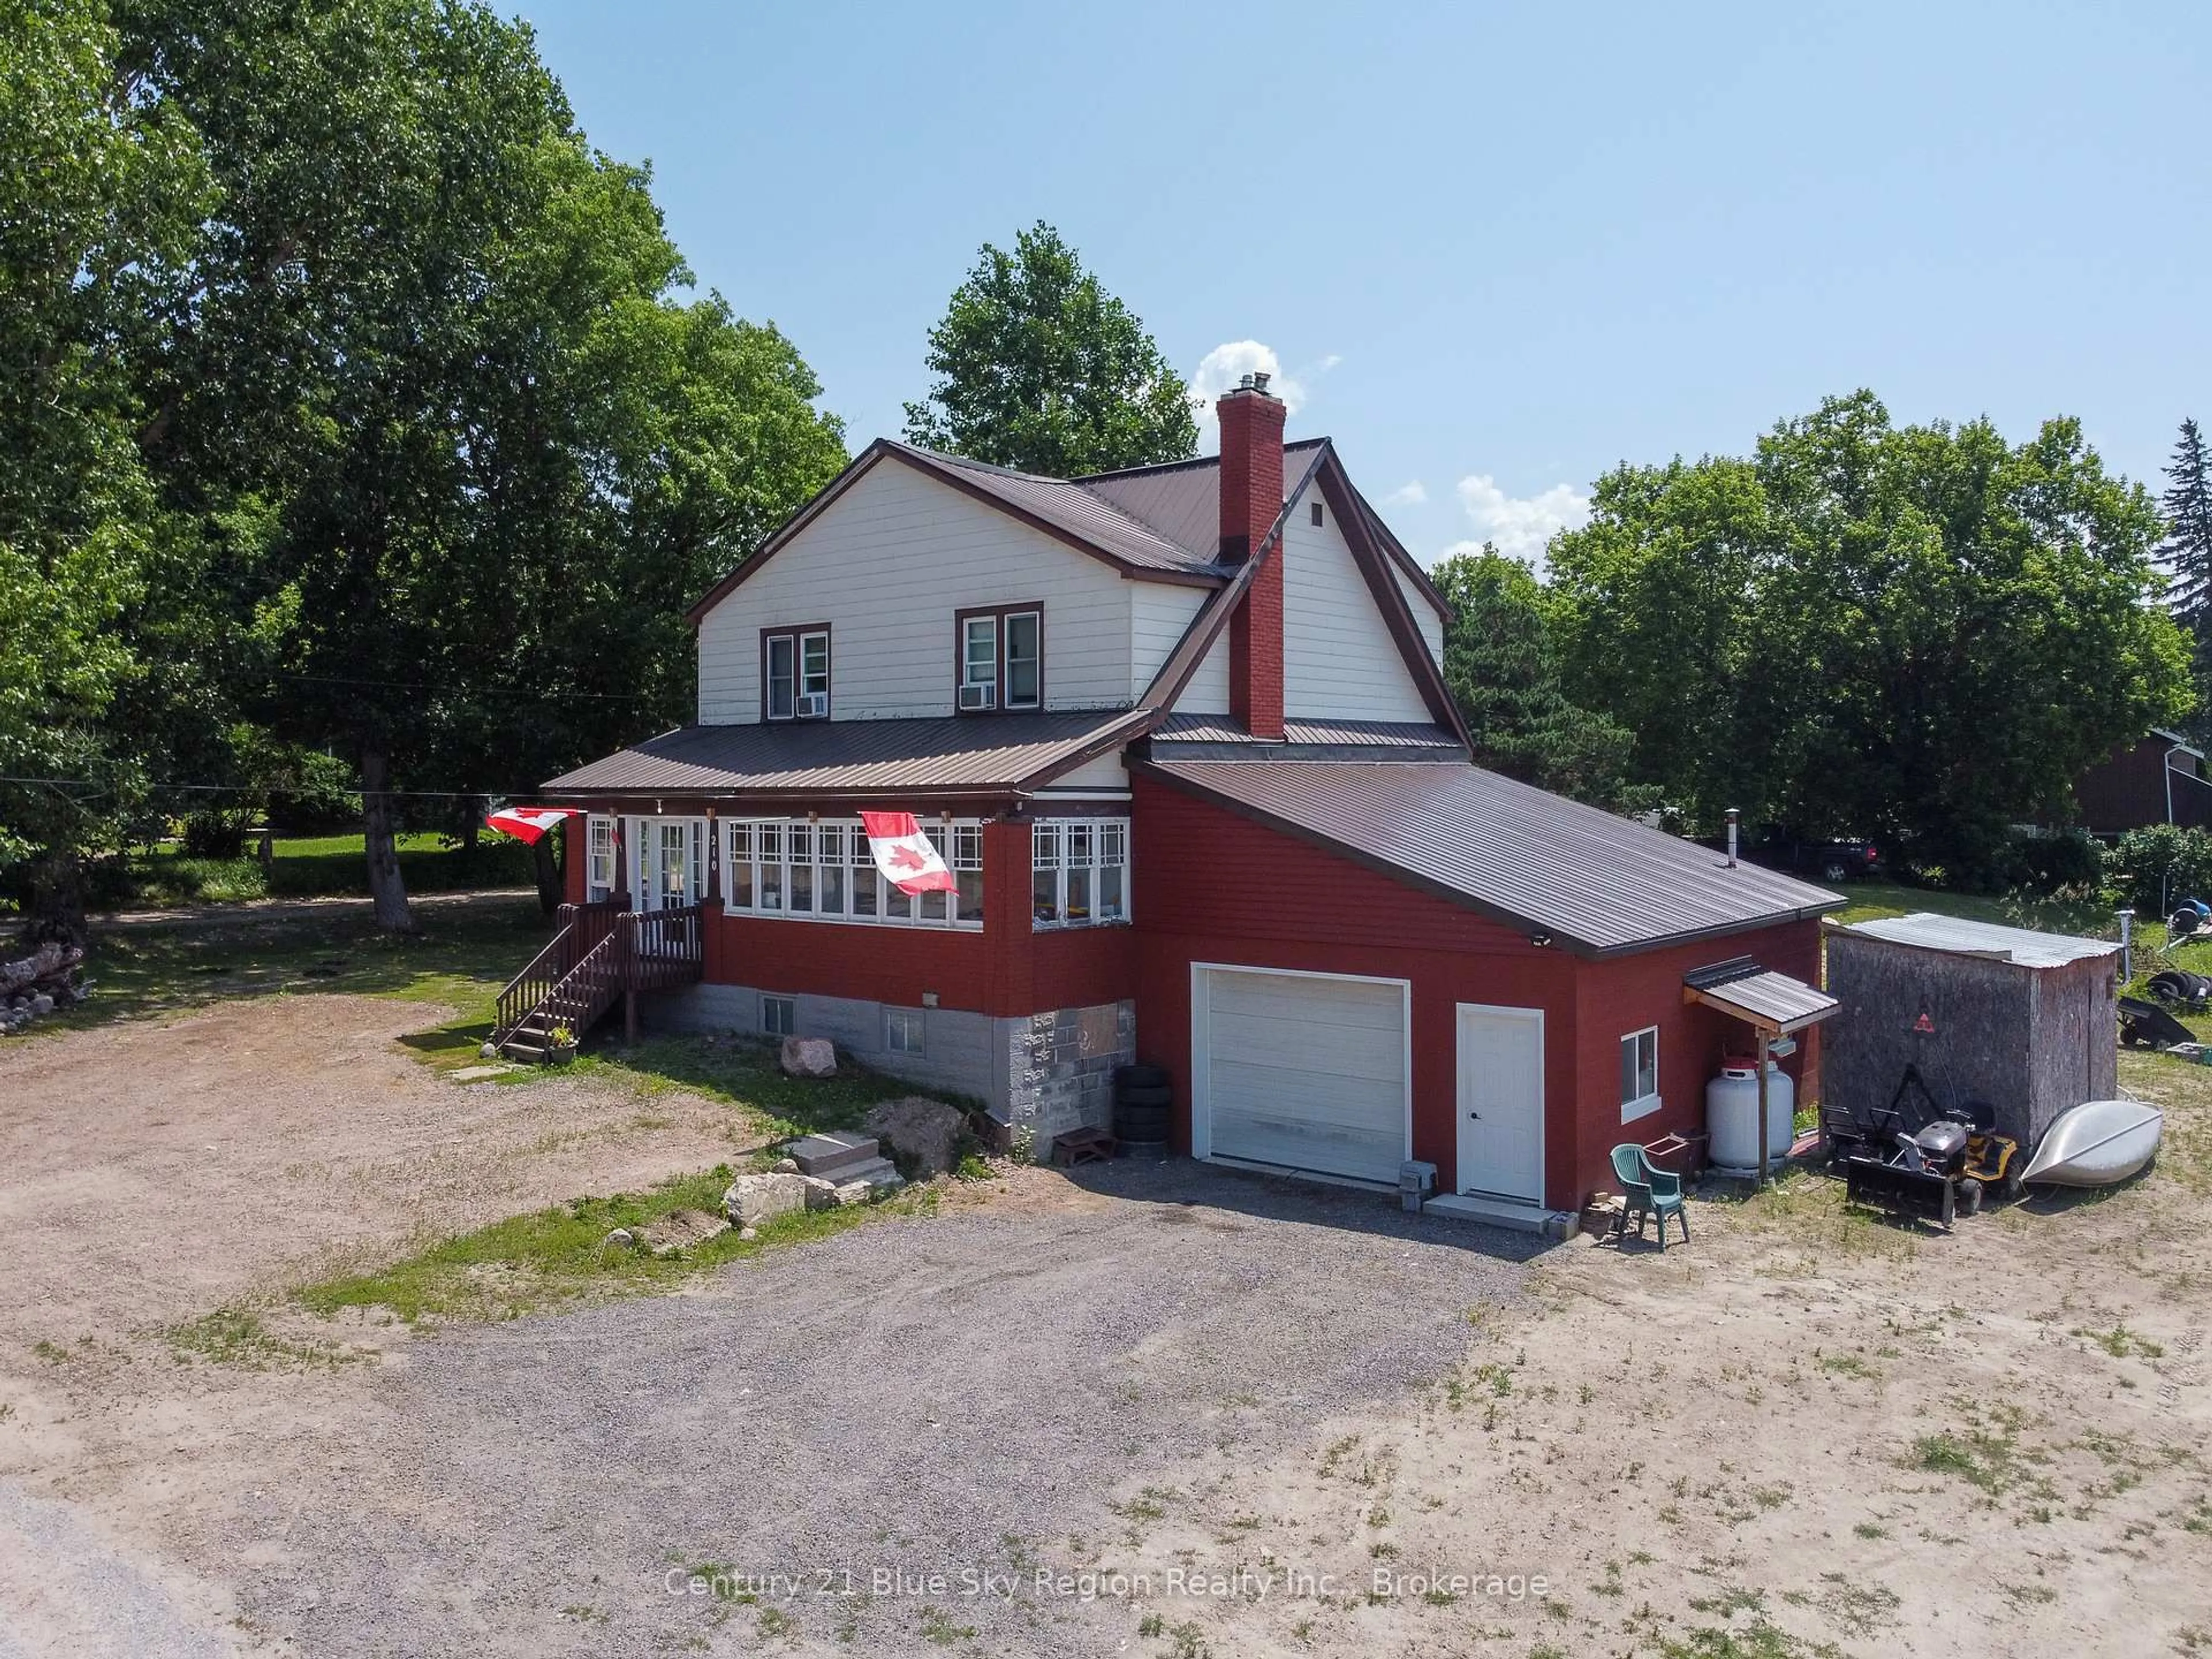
[1078,438,1331,558]
[1683,959,1840,1032]
[1152,714,1464,749]
[1138,757,1843,957]
[543,710,1142,801]
[893,445,1219,576]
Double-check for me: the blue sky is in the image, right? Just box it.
[514,0,2207,566]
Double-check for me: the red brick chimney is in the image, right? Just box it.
[1218,374,1286,740]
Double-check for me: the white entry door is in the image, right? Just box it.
[628,817,703,911]
[1456,1004,1544,1203]
[1193,965,1410,1185]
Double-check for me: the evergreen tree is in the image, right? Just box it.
[2161,417,2212,625]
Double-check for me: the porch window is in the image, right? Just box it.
[953,823,984,923]
[763,625,830,721]
[721,815,985,930]
[586,815,614,900]
[1620,1027,1660,1123]
[1032,816,1130,929]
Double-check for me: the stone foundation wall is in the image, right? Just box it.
[641,984,1135,1157]
[1002,1000,1135,1157]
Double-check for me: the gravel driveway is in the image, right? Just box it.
[233,1161,1537,1657]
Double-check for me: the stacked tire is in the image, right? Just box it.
[1115,1063,1172,1147]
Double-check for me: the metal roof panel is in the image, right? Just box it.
[1141,758,1844,955]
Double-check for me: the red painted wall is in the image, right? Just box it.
[563,817,587,906]
[1130,775,1824,1210]
[692,816,1136,1020]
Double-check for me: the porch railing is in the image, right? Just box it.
[492,897,700,1046]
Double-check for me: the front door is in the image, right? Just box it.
[629,817,702,911]
[1456,1003,1545,1203]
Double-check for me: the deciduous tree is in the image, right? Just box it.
[1548,392,2190,880]
[904,223,1196,478]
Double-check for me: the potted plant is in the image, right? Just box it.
[547,1021,578,1063]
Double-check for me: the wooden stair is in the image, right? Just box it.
[491,900,704,1063]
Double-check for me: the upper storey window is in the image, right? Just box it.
[955,605,1042,713]
[763,626,830,721]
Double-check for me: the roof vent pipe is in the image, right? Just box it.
[1726,807,1740,869]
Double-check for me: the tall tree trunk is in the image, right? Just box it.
[359,748,418,935]
[24,847,88,948]
[532,830,563,916]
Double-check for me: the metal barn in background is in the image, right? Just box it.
[1823,914,2120,1151]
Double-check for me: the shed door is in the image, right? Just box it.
[1455,1004,1545,1203]
[1193,966,1409,1185]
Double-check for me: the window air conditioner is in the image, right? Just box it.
[797,691,828,718]
[958,682,995,711]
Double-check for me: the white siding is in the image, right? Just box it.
[696,459,1134,723]
[1174,633,1232,717]
[1392,562,1446,667]
[1130,582,1207,698]
[1281,506,1431,723]
[1036,751,1130,792]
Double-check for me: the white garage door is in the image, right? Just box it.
[1193,965,1410,1185]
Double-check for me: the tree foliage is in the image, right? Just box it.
[0,0,209,931]
[903,222,1196,478]
[2159,417,2212,623]
[2,0,846,936]
[1428,547,1645,810]
[1547,392,2190,879]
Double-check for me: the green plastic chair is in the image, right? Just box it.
[1609,1143,1690,1249]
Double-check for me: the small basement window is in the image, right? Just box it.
[762,994,796,1037]
[885,1007,924,1055]
[1620,1027,1660,1123]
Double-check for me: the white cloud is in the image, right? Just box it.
[1453,473,1590,566]
[1382,480,1427,507]
[1187,340,1309,449]
[1316,352,1343,372]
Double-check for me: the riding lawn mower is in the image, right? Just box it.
[1823,1065,2022,1229]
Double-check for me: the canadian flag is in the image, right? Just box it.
[484,806,577,845]
[860,810,959,895]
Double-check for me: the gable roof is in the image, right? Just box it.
[1135,756,1841,957]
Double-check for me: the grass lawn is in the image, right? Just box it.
[65,896,551,1035]
[117,831,534,907]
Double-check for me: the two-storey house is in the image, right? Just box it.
[529,377,1840,1224]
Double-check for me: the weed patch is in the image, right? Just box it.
[294,1165,919,1324]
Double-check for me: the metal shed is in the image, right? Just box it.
[1823,914,2120,1150]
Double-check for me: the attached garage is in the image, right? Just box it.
[1134,757,1841,1219]
[1191,964,1410,1185]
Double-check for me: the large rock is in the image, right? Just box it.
[862,1096,968,1178]
[722,1172,810,1228]
[779,1036,838,1078]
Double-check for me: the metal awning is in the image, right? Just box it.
[1683,957,1840,1033]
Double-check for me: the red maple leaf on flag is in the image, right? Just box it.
[888,844,931,873]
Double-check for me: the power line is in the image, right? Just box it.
[0,776,527,800]
[267,671,662,703]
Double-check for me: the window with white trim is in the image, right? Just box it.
[960,616,998,709]
[885,1007,924,1054]
[586,815,614,900]
[1620,1027,1660,1123]
[721,816,984,930]
[762,994,796,1037]
[1032,816,1130,929]
[763,627,830,721]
